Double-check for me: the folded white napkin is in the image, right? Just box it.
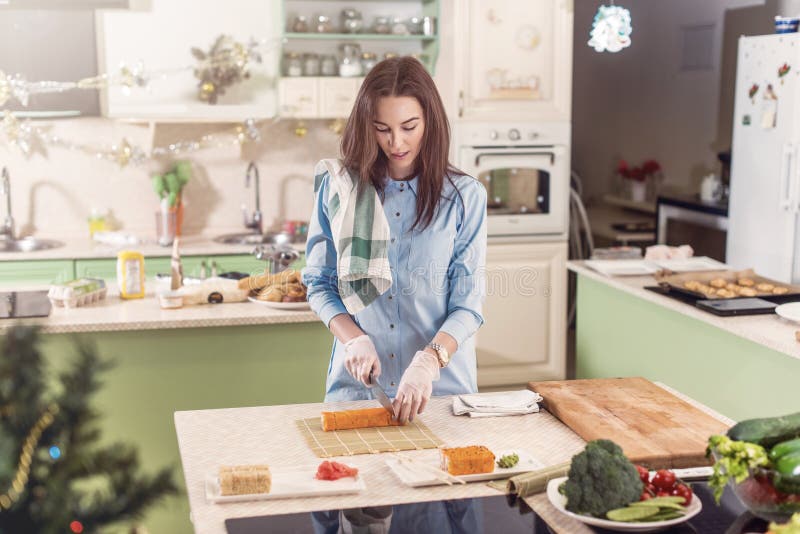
[452,390,543,418]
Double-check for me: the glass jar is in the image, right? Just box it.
[283,52,303,76]
[383,52,398,61]
[341,8,363,34]
[407,16,423,35]
[391,16,409,35]
[373,16,391,34]
[314,14,334,33]
[320,54,338,76]
[339,43,363,77]
[290,15,309,33]
[303,53,320,76]
[360,52,378,74]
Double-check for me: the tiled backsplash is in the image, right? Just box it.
[2,117,340,240]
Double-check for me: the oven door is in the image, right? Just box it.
[459,145,568,238]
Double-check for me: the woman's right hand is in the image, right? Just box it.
[343,334,381,386]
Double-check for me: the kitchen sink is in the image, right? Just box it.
[212,232,294,246]
[0,237,64,252]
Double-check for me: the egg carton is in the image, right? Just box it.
[48,278,108,308]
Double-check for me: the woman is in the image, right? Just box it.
[303,55,487,534]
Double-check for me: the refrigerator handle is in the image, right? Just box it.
[780,142,795,211]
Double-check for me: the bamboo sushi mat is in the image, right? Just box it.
[296,417,445,457]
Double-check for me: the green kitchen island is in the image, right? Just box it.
[0,294,333,534]
[569,261,800,423]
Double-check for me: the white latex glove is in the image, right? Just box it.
[343,334,381,386]
[393,351,440,423]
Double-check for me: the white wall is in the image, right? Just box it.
[572,0,772,202]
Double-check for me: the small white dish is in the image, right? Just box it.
[205,465,364,503]
[158,290,183,309]
[545,476,702,532]
[385,450,543,487]
[247,296,311,310]
[775,302,800,323]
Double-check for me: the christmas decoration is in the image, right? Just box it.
[779,63,791,78]
[0,326,178,533]
[1,35,276,108]
[588,4,632,53]
[749,83,760,101]
[1,111,262,167]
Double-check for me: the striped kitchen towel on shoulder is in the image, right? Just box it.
[314,159,392,314]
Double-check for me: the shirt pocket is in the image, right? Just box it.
[406,218,456,291]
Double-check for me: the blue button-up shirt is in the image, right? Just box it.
[302,171,487,402]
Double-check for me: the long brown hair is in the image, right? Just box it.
[341,57,462,231]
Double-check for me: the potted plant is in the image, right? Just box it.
[152,161,191,245]
[617,159,662,202]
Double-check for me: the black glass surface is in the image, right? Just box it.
[224,483,773,534]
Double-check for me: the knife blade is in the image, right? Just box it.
[369,370,395,419]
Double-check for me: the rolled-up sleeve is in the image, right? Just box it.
[302,173,348,327]
[440,179,487,347]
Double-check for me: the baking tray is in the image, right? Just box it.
[654,268,800,300]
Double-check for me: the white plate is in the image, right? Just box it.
[652,256,729,272]
[776,302,800,323]
[385,450,544,487]
[584,260,661,277]
[205,465,365,503]
[247,296,311,310]
[545,476,702,532]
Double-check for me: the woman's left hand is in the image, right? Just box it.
[392,351,440,423]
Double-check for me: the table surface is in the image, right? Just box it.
[174,384,732,534]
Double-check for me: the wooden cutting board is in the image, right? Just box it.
[528,377,731,468]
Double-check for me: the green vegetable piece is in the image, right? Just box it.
[497,453,519,469]
[167,191,178,207]
[630,500,685,510]
[727,411,800,448]
[174,161,192,185]
[165,172,181,195]
[775,473,800,494]
[768,512,800,533]
[707,435,770,503]
[631,496,685,505]
[562,439,644,517]
[606,506,659,522]
[636,510,685,522]
[776,451,800,477]
[771,438,800,462]
[152,174,166,198]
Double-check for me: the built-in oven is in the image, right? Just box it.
[457,122,570,240]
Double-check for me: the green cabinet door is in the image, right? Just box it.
[0,259,74,285]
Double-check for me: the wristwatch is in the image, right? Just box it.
[426,342,450,368]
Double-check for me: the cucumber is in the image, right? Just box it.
[774,472,800,494]
[606,506,659,522]
[727,411,800,448]
[770,438,800,462]
[776,451,800,477]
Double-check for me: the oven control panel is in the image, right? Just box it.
[459,122,570,147]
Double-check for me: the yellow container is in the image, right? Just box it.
[116,251,145,299]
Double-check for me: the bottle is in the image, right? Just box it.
[117,251,146,299]
[88,207,108,237]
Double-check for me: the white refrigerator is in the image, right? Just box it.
[727,33,800,283]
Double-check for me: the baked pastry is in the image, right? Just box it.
[739,287,757,297]
[738,278,755,287]
[321,407,403,431]
[440,446,495,476]
[219,464,271,495]
[715,289,735,298]
[709,278,727,289]
[756,283,775,292]
[257,285,284,302]
[684,281,700,291]
[773,286,789,295]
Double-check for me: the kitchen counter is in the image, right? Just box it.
[174,384,730,534]
[569,261,799,359]
[0,288,318,335]
[0,234,306,262]
[569,260,800,421]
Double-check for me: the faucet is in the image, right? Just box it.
[1,167,14,241]
[242,162,263,235]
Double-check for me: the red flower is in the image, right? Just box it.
[630,167,646,182]
[642,160,661,174]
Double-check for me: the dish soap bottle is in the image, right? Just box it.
[117,250,145,299]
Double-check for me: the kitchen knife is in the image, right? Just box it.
[369,370,395,419]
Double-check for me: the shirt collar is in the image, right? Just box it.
[384,175,418,196]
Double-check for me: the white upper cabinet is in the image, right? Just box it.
[454,0,573,122]
[96,0,281,121]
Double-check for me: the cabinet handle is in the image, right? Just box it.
[458,90,464,118]
[780,142,795,211]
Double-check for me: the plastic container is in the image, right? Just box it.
[775,16,800,33]
[48,278,107,308]
[117,250,146,299]
[158,290,184,309]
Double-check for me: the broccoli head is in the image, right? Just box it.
[562,439,643,517]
